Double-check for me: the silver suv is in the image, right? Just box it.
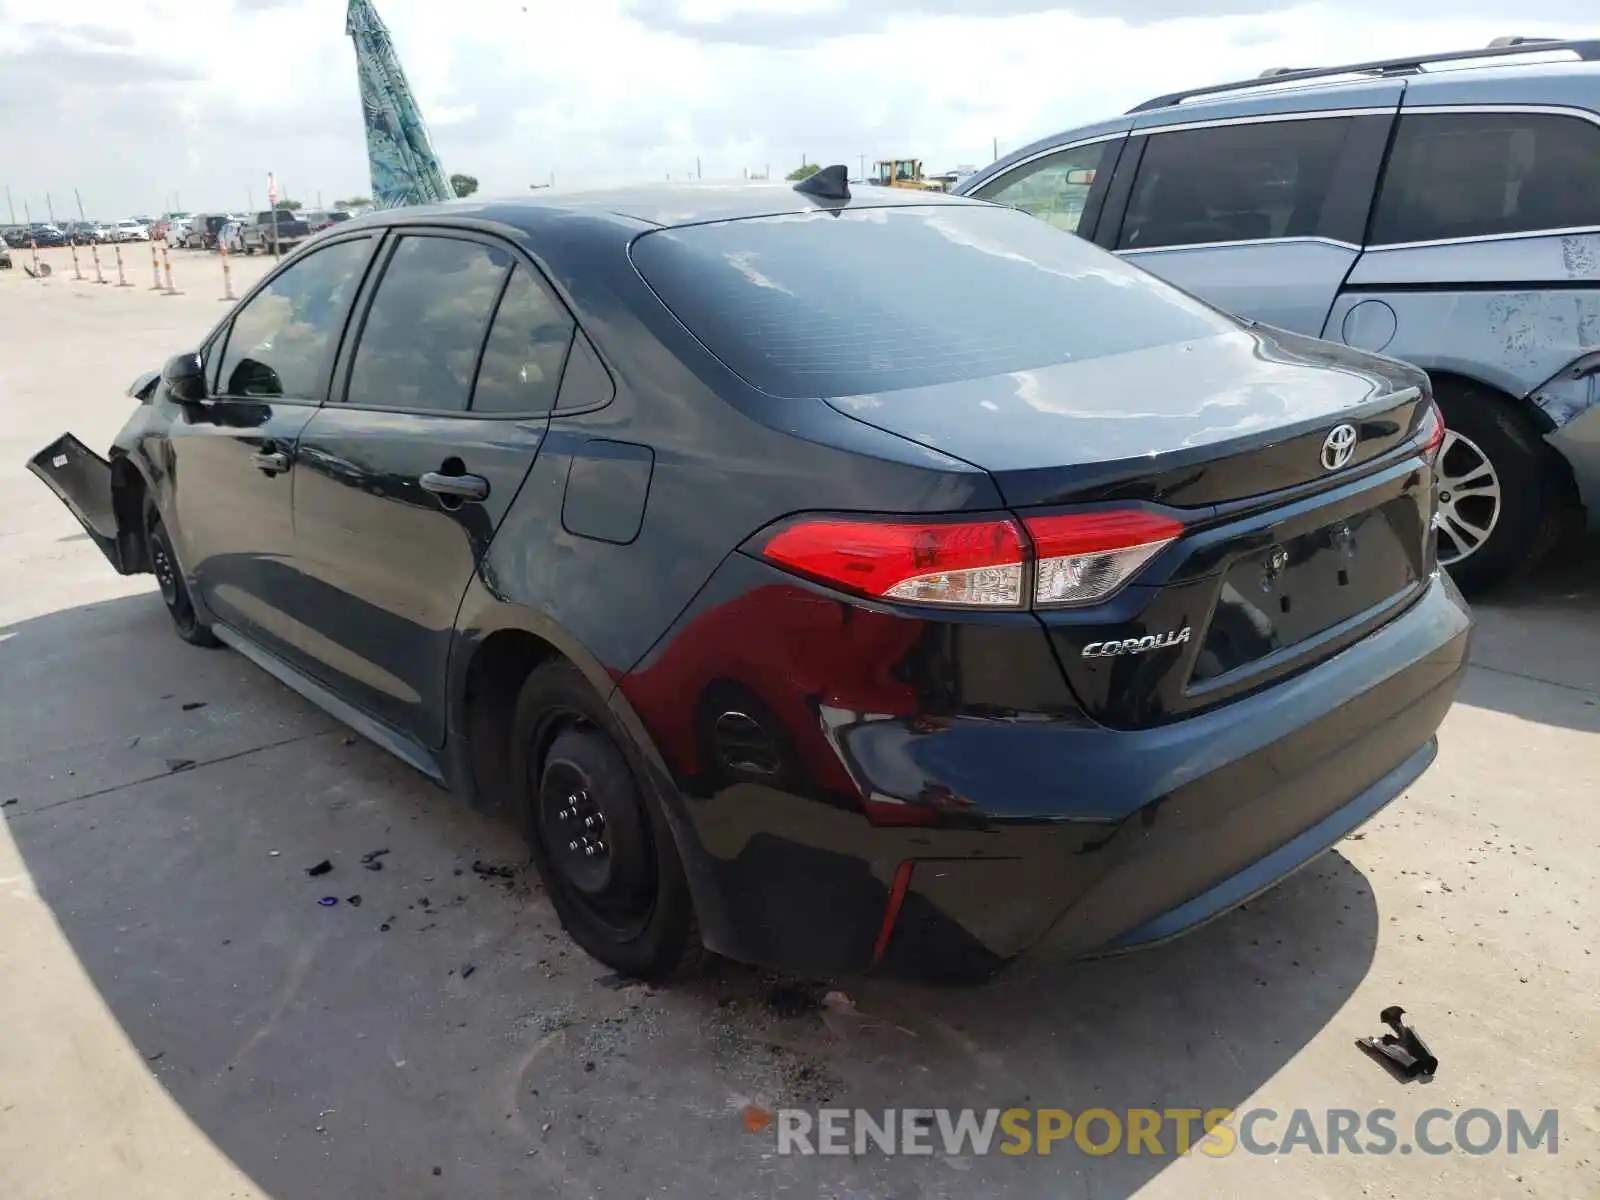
[958,37,1600,592]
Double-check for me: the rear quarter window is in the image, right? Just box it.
[630,204,1234,398]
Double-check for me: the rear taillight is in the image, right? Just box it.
[756,508,1181,609]
[1023,510,1184,608]
[1418,399,1446,463]
[760,517,1026,608]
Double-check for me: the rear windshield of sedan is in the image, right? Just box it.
[630,204,1236,398]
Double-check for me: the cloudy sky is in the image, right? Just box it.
[1,0,1594,219]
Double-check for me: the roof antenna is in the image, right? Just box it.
[793,164,850,202]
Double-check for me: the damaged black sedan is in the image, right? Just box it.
[31,176,1471,982]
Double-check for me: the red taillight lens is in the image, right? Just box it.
[758,507,1184,609]
[1023,509,1184,607]
[760,516,1027,607]
[1418,399,1446,463]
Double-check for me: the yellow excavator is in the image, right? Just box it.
[871,159,946,191]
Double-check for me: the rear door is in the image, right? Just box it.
[167,234,377,662]
[287,229,577,746]
[1107,97,1401,335]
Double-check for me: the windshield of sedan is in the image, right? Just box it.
[629,203,1235,398]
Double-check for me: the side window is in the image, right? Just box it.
[975,141,1109,235]
[471,265,576,415]
[215,237,372,399]
[1118,117,1351,250]
[1370,111,1600,245]
[345,235,511,413]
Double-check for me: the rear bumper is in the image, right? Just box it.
[625,565,1471,980]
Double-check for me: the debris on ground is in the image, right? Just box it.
[181,701,207,711]
[471,859,518,881]
[360,849,389,872]
[346,895,362,907]
[1357,1005,1438,1081]
[306,860,334,877]
[822,990,855,1014]
[461,964,477,979]
[165,758,196,773]
[1,798,17,808]
[766,981,825,1018]
[596,971,642,990]
[318,897,339,907]
[146,1050,165,1062]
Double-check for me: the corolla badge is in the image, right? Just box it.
[1082,627,1192,658]
[1321,423,1358,471]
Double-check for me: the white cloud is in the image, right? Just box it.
[0,0,1592,219]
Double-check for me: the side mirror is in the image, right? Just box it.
[162,352,207,404]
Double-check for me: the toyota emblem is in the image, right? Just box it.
[1320,424,1358,471]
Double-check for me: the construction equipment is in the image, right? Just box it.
[871,159,945,191]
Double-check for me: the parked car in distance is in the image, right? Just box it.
[167,218,194,246]
[22,223,68,248]
[302,209,354,233]
[109,220,151,243]
[29,182,1470,983]
[240,209,312,254]
[957,36,1600,593]
[184,213,235,250]
[0,240,10,269]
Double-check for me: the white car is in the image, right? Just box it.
[167,218,193,246]
[219,220,246,254]
[113,221,150,242]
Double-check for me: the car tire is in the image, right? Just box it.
[1431,379,1568,595]
[144,497,221,648]
[510,660,707,981]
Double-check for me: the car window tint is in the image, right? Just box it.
[975,141,1110,235]
[216,237,372,399]
[346,236,512,413]
[1370,112,1600,245]
[1118,118,1351,250]
[631,205,1235,398]
[471,265,576,415]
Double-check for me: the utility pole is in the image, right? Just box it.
[696,156,701,180]
[317,189,322,208]
[993,136,999,161]
[5,185,14,225]
[46,192,57,223]
[24,200,31,223]
[859,154,865,178]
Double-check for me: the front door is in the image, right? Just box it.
[1110,107,1397,336]
[168,234,378,664]
[288,231,578,747]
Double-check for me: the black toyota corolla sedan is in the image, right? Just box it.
[30,170,1471,982]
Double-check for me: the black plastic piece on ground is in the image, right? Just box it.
[306,860,333,877]
[1357,1005,1438,1081]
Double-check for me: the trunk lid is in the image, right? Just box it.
[823,324,1428,509]
[828,325,1437,729]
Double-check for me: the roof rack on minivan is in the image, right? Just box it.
[1128,36,1600,112]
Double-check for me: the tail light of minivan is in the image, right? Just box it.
[1417,399,1446,464]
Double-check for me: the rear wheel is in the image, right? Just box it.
[1431,380,1567,595]
[511,661,705,981]
[144,498,221,648]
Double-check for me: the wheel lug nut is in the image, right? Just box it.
[584,814,603,829]
[568,839,580,851]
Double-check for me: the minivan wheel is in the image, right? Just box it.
[144,498,221,647]
[511,661,705,981]
[1431,381,1566,595]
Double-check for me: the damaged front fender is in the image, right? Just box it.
[27,433,145,575]
[1529,350,1600,428]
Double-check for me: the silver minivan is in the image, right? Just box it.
[958,37,1600,591]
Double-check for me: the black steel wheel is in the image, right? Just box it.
[144,498,221,648]
[512,660,705,980]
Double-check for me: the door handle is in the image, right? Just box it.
[419,471,490,502]
[250,450,290,474]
